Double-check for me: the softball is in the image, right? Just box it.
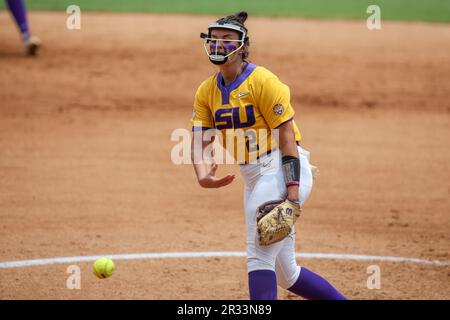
[93,257,115,279]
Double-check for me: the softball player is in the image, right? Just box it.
[190,12,346,300]
[5,0,41,55]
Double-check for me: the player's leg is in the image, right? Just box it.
[6,0,29,38]
[275,229,346,300]
[275,231,300,289]
[244,167,286,300]
[5,0,40,55]
[275,147,347,299]
[288,266,347,300]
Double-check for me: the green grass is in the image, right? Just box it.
[1,0,450,22]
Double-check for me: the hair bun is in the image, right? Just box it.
[235,11,248,24]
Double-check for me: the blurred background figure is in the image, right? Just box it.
[5,0,41,55]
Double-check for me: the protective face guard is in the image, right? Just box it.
[202,38,244,63]
[200,22,247,64]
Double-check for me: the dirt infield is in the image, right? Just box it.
[0,12,449,299]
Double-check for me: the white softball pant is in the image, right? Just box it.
[239,146,313,289]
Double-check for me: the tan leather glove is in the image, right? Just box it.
[256,199,301,246]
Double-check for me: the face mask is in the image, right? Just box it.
[208,43,240,65]
[200,23,247,66]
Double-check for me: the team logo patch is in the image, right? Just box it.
[272,104,284,116]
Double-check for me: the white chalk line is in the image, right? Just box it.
[0,251,449,269]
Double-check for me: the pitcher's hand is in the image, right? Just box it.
[198,163,235,188]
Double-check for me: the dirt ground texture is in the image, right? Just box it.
[0,12,449,299]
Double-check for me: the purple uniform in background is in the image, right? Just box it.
[6,0,41,55]
[6,0,29,38]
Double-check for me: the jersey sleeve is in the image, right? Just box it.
[190,82,214,131]
[257,77,295,129]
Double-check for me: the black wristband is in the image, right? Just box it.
[282,155,300,187]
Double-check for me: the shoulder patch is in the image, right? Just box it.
[273,104,284,116]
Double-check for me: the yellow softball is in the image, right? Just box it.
[93,258,115,279]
